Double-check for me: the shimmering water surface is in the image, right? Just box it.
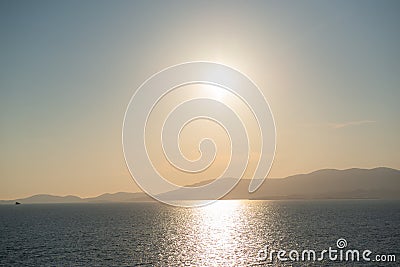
[0,200,399,266]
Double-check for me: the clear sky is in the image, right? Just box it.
[1,0,399,199]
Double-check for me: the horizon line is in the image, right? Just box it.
[1,166,399,201]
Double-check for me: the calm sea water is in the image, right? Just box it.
[0,200,399,266]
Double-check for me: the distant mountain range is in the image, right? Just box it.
[222,167,400,200]
[1,167,399,204]
[0,192,152,205]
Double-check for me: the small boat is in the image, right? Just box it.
[15,202,21,205]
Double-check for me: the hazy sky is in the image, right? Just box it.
[1,0,399,199]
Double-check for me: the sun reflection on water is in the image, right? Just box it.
[191,200,250,266]
[160,200,278,266]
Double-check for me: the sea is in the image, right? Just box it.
[0,200,399,266]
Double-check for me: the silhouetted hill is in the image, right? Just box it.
[84,192,151,202]
[159,167,400,200]
[0,194,83,204]
[0,192,152,204]
[241,167,400,199]
[1,167,399,204]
